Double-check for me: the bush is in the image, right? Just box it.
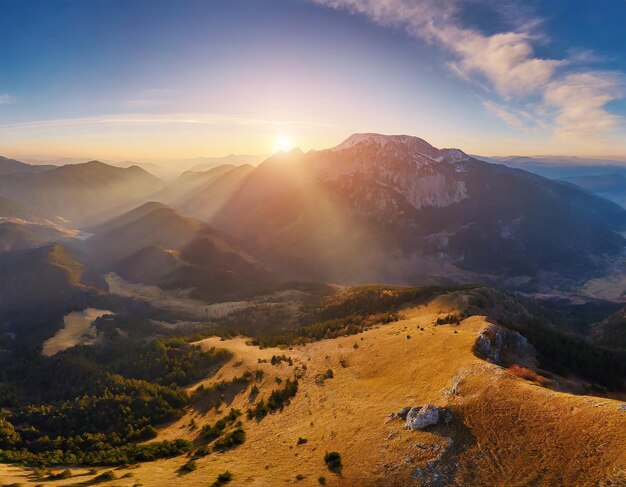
[92,471,116,483]
[211,470,233,486]
[247,379,298,420]
[177,459,197,474]
[213,427,245,451]
[47,469,72,480]
[324,451,342,474]
[201,409,241,442]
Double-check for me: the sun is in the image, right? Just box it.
[274,133,294,153]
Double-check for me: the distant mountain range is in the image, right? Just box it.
[485,155,626,208]
[0,160,163,226]
[2,134,626,298]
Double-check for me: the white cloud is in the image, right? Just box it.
[543,72,624,136]
[311,0,625,138]
[438,29,562,97]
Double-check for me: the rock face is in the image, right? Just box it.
[315,134,470,211]
[474,323,538,369]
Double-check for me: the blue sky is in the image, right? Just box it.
[0,0,625,160]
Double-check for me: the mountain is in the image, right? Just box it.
[0,244,97,326]
[108,154,264,180]
[0,194,42,221]
[152,164,241,207]
[0,221,68,253]
[207,134,626,288]
[174,164,256,221]
[85,202,272,301]
[0,160,164,226]
[563,173,626,208]
[0,155,55,176]
[590,305,626,349]
[187,154,264,172]
[486,155,626,180]
[0,194,76,252]
[86,201,210,266]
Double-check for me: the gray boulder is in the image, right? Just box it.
[405,404,442,430]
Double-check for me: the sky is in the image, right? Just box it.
[1,0,626,161]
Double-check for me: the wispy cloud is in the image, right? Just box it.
[483,100,536,131]
[312,0,625,138]
[0,112,342,132]
[0,94,15,105]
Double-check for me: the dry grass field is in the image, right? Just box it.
[41,308,112,357]
[2,296,625,486]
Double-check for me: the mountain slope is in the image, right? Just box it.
[4,295,621,486]
[208,134,626,288]
[0,155,55,176]
[0,160,164,226]
[85,202,272,301]
[564,173,626,208]
[0,221,68,253]
[0,244,97,326]
[0,193,43,221]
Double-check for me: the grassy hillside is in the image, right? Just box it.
[2,296,623,486]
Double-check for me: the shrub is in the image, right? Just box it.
[194,446,210,457]
[177,459,197,474]
[271,355,293,366]
[211,470,233,486]
[47,469,72,480]
[318,476,327,485]
[247,379,298,420]
[213,428,245,451]
[92,471,116,482]
[324,451,342,474]
[297,437,308,445]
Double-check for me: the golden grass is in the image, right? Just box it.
[41,308,112,357]
[2,295,625,486]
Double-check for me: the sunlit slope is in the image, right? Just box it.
[208,134,626,287]
[2,301,624,486]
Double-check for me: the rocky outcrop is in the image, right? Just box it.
[387,405,453,430]
[474,323,538,369]
[406,405,443,430]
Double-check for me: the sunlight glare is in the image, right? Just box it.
[274,133,294,153]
